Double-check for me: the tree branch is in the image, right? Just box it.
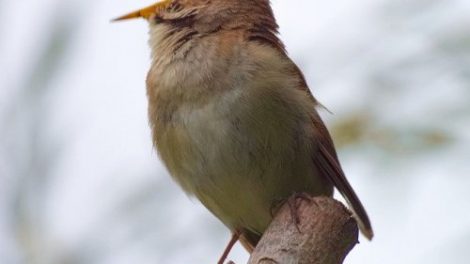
[245,196,359,264]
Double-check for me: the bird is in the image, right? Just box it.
[114,0,373,262]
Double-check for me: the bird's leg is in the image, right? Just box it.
[217,231,240,264]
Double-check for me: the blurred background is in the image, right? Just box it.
[1,0,469,263]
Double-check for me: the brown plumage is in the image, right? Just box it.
[115,0,373,261]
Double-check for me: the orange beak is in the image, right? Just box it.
[112,0,172,22]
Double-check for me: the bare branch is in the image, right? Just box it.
[247,196,359,264]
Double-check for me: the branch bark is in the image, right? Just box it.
[246,196,359,264]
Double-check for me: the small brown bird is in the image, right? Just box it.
[114,0,373,262]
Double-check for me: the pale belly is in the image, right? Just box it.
[154,88,333,234]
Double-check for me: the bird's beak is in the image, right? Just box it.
[112,0,172,22]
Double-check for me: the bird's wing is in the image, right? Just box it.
[311,111,374,240]
[290,63,374,239]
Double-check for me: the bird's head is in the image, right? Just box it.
[113,0,283,58]
[113,0,271,27]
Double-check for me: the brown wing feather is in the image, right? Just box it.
[311,112,374,240]
[285,54,373,239]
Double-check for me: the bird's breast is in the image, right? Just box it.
[150,81,331,233]
[147,41,332,233]
[153,87,246,191]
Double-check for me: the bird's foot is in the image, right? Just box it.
[286,192,313,233]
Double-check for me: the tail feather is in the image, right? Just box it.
[315,143,374,239]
